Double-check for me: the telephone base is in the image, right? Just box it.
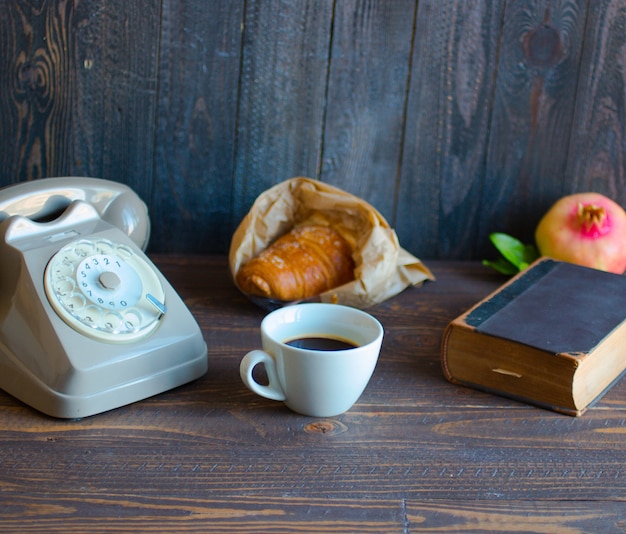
[0,177,209,418]
[0,345,208,419]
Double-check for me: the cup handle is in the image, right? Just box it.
[240,350,286,401]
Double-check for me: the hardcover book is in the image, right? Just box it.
[441,258,626,415]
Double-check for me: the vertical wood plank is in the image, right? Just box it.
[0,4,20,182]
[0,0,79,181]
[71,0,107,179]
[1,0,624,258]
[396,0,504,259]
[476,0,588,255]
[231,0,333,229]
[96,0,162,203]
[0,0,161,204]
[152,0,244,253]
[566,0,626,205]
[70,0,162,201]
[319,0,416,222]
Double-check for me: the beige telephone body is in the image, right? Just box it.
[0,177,208,418]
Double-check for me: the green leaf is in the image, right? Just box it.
[488,233,539,270]
[483,232,540,275]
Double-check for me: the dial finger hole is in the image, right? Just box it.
[104,311,123,332]
[58,257,76,271]
[54,277,75,295]
[64,293,86,312]
[54,265,75,279]
[121,310,142,332]
[115,245,134,260]
[73,240,95,258]
[81,305,103,326]
[95,240,115,255]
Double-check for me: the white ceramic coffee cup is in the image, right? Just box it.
[240,303,384,417]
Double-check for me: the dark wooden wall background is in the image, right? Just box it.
[1,0,625,259]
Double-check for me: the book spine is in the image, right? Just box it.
[440,322,460,384]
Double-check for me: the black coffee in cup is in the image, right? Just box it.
[285,336,358,351]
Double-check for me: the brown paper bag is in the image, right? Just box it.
[229,177,434,309]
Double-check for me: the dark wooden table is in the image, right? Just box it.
[1,257,625,532]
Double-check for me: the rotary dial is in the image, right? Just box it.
[44,238,166,342]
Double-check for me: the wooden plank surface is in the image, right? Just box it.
[231,0,334,228]
[0,0,161,198]
[319,0,416,223]
[0,0,82,181]
[476,0,588,251]
[95,0,162,202]
[395,0,505,260]
[0,257,625,532]
[151,0,244,253]
[1,1,626,261]
[566,0,626,202]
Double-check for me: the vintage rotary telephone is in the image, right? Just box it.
[0,177,208,418]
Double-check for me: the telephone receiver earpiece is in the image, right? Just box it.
[0,177,150,251]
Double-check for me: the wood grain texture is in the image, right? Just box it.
[566,0,626,203]
[395,0,505,260]
[404,501,626,532]
[96,0,162,202]
[151,0,244,253]
[476,0,588,254]
[231,0,333,227]
[0,257,625,531]
[319,0,416,222]
[0,256,626,533]
[1,0,625,260]
[0,496,624,533]
[0,0,77,181]
[0,0,161,199]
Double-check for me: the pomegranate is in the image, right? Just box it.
[535,192,626,274]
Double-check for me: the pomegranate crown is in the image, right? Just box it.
[577,202,606,232]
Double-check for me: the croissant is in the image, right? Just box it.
[236,225,355,301]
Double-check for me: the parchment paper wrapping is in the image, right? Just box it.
[229,177,434,309]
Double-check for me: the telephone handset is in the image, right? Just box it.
[0,176,151,250]
[0,177,208,418]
